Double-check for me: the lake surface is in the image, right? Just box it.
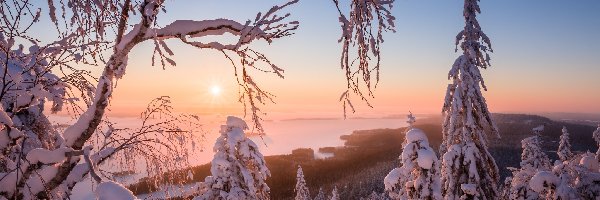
[65,117,408,199]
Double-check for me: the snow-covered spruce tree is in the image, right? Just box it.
[503,135,552,199]
[0,0,307,199]
[574,152,600,198]
[196,116,271,200]
[593,124,600,161]
[330,186,340,200]
[520,136,551,170]
[384,126,441,199]
[440,0,500,199]
[314,187,326,200]
[295,165,311,200]
[360,191,388,200]
[558,126,574,161]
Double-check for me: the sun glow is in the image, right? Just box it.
[210,85,221,96]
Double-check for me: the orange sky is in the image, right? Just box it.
[66,1,599,120]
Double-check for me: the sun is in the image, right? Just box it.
[210,85,221,96]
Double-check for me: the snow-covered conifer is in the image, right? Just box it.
[439,0,500,199]
[407,112,416,128]
[384,127,441,199]
[521,136,551,169]
[593,124,600,161]
[504,135,553,199]
[330,186,340,200]
[360,191,388,200]
[314,187,326,200]
[558,126,574,161]
[196,116,271,200]
[295,165,311,200]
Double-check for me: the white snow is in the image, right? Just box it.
[384,168,401,191]
[405,128,427,143]
[529,171,558,193]
[417,149,436,169]
[26,147,71,164]
[0,105,13,127]
[460,183,477,195]
[579,153,599,171]
[226,116,249,130]
[95,181,137,200]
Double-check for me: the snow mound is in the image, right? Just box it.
[579,154,599,171]
[95,181,137,200]
[384,168,401,191]
[405,128,427,143]
[529,171,558,193]
[417,149,436,169]
[226,116,248,130]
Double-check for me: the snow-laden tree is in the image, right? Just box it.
[384,128,441,199]
[0,0,397,198]
[196,116,270,200]
[573,152,600,199]
[439,0,500,199]
[314,187,326,200]
[295,165,311,200]
[360,191,388,200]
[593,124,600,161]
[330,186,340,200]
[503,135,551,199]
[558,126,574,161]
[521,136,551,170]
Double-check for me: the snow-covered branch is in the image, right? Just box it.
[332,0,396,117]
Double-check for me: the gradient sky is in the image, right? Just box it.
[67,0,600,118]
